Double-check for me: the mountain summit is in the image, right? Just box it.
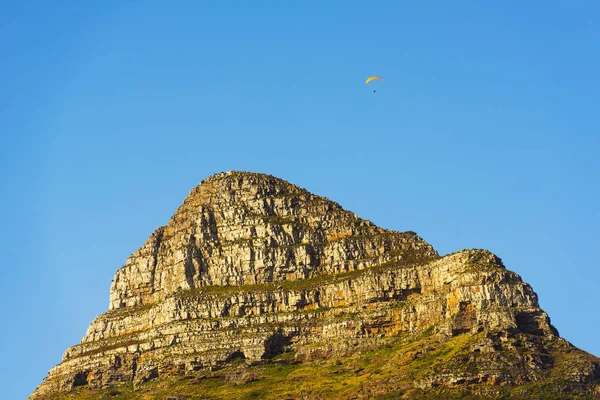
[31,171,600,399]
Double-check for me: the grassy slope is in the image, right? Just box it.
[46,327,600,400]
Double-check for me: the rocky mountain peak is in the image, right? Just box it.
[109,170,437,310]
[30,172,600,399]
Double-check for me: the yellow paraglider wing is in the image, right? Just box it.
[365,76,383,84]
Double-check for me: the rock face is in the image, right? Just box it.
[30,171,600,399]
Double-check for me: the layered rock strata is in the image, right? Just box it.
[30,171,600,399]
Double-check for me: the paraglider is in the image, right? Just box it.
[365,76,382,92]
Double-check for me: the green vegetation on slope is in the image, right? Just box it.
[44,328,600,400]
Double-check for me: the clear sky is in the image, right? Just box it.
[2,1,599,398]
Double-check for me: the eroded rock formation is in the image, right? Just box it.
[30,171,600,399]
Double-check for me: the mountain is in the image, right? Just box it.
[30,171,600,399]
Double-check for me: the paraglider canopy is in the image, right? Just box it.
[365,76,383,84]
[365,76,382,92]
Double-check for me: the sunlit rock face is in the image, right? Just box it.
[108,171,438,310]
[30,172,600,399]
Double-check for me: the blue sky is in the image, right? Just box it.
[2,1,599,398]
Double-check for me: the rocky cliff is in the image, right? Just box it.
[31,171,600,399]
